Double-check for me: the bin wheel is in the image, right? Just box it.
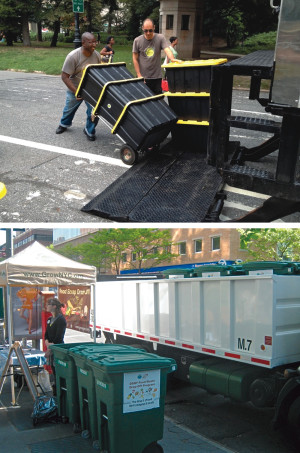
[81,429,91,439]
[142,441,164,453]
[120,145,137,165]
[73,422,81,433]
[92,440,101,450]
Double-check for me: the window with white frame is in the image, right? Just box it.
[178,242,186,255]
[194,239,203,253]
[211,236,221,251]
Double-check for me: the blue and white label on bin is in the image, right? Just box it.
[123,369,160,413]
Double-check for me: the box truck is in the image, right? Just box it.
[90,269,300,443]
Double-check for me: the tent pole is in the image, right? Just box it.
[6,286,17,404]
[92,283,96,343]
[6,286,12,347]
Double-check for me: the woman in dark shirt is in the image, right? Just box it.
[45,298,66,377]
[100,36,115,62]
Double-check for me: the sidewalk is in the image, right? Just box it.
[0,378,235,453]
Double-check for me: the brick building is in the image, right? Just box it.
[120,228,249,274]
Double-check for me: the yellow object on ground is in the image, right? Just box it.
[0,182,7,199]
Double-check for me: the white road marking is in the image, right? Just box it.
[231,108,282,120]
[223,200,254,212]
[0,134,128,168]
[224,184,270,200]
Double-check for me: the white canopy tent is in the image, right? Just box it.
[0,241,97,344]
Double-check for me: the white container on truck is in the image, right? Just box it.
[90,273,300,442]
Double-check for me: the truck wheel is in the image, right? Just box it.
[249,378,275,407]
[287,395,300,446]
[120,145,137,165]
[142,441,164,453]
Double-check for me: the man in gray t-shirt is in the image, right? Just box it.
[55,32,101,141]
[132,18,180,95]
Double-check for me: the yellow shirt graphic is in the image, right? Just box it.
[145,47,154,58]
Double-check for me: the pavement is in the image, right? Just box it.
[0,329,235,453]
[0,371,235,453]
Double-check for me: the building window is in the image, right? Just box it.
[212,236,221,251]
[132,252,137,262]
[166,15,174,30]
[181,15,190,30]
[122,253,127,263]
[194,239,202,253]
[178,242,186,255]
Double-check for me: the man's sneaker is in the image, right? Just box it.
[84,129,95,141]
[56,125,66,134]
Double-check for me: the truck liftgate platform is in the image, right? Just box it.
[82,0,300,222]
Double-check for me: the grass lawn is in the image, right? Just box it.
[0,42,135,75]
[0,41,271,91]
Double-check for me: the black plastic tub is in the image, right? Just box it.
[162,59,227,93]
[112,95,177,152]
[171,120,209,151]
[76,63,137,106]
[166,92,210,121]
[76,63,177,153]
[92,78,158,119]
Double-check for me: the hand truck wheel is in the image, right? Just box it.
[120,144,138,165]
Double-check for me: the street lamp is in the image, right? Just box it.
[74,12,81,49]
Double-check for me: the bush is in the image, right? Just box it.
[232,31,276,53]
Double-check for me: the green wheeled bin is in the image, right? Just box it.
[49,342,95,427]
[87,351,177,453]
[242,261,296,275]
[162,268,197,279]
[69,344,143,442]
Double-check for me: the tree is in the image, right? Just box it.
[203,0,278,48]
[124,0,159,40]
[238,228,300,261]
[53,228,177,275]
[124,229,178,273]
[0,0,25,46]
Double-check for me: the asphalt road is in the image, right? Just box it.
[0,70,299,223]
[0,70,127,223]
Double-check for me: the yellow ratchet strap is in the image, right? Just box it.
[177,119,209,126]
[164,92,210,97]
[111,94,164,134]
[92,78,143,116]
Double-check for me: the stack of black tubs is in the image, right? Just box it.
[76,63,178,164]
[162,59,227,151]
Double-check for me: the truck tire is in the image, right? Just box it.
[249,378,275,407]
[287,395,300,446]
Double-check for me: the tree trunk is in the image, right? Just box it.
[86,1,92,32]
[21,13,31,46]
[6,31,14,46]
[50,20,60,47]
[37,21,43,42]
